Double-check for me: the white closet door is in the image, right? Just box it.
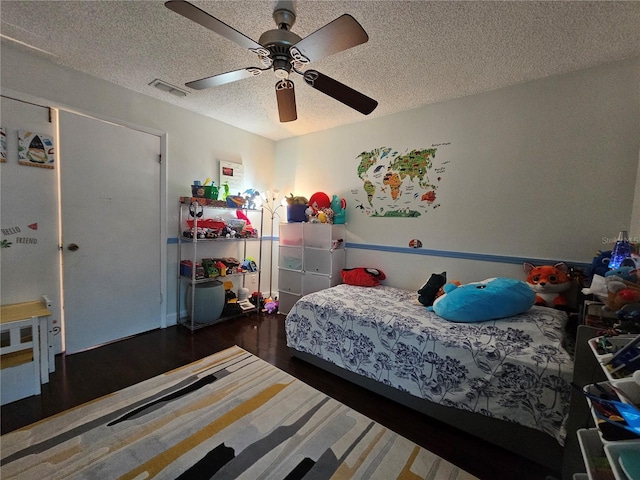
[59,111,161,354]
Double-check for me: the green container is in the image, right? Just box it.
[206,186,219,199]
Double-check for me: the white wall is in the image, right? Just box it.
[0,42,276,325]
[0,96,63,353]
[274,57,640,290]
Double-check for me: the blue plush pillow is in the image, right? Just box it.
[430,277,535,322]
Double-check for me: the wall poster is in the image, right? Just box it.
[18,130,55,168]
[352,145,451,217]
[219,160,244,195]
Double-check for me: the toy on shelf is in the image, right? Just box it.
[331,195,347,224]
[285,194,308,223]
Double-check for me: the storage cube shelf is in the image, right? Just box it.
[277,222,345,314]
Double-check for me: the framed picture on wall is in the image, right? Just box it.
[18,130,55,169]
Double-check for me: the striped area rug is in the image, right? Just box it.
[1,346,478,479]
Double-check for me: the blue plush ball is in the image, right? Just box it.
[431,277,536,322]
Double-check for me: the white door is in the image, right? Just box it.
[59,111,162,354]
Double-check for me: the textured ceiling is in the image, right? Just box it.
[1,1,639,141]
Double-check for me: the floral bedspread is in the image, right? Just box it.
[285,284,573,445]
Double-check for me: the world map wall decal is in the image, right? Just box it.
[353,145,450,217]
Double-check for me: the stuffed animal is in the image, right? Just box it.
[586,250,612,279]
[263,300,279,314]
[430,277,535,322]
[341,268,386,287]
[605,276,640,312]
[331,195,347,224]
[417,272,447,306]
[308,192,331,213]
[605,266,639,283]
[523,262,571,309]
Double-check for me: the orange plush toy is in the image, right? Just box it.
[523,262,572,309]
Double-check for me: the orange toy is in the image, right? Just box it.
[523,262,571,308]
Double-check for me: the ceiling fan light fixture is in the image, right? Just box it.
[149,78,189,97]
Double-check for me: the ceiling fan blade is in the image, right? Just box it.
[302,70,377,115]
[276,80,297,122]
[291,14,368,64]
[165,0,265,53]
[186,68,264,90]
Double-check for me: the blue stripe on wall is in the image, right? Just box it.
[167,237,591,269]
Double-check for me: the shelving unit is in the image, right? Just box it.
[576,334,640,480]
[178,197,262,331]
[277,222,345,314]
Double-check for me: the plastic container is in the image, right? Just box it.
[279,246,303,270]
[604,441,640,479]
[303,223,345,249]
[577,428,613,480]
[279,223,304,245]
[287,204,307,223]
[303,248,345,276]
[278,291,301,315]
[192,184,206,198]
[584,380,640,443]
[588,335,639,366]
[303,272,341,294]
[278,269,303,295]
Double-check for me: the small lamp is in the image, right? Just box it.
[609,230,631,270]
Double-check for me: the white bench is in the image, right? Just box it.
[1,300,51,405]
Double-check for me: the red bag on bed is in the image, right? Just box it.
[341,268,386,287]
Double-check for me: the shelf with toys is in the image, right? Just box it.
[575,334,640,480]
[178,197,262,331]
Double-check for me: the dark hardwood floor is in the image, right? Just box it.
[1,313,561,480]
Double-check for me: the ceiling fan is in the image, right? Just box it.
[165,0,378,122]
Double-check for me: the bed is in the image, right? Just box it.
[285,283,574,471]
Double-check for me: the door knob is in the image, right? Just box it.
[67,243,79,251]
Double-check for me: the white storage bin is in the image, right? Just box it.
[304,248,345,276]
[278,291,300,315]
[604,441,640,479]
[303,223,345,249]
[303,273,341,294]
[585,380,640,444]
[279,222,304,246]
[588,335,638,366]
[278,269,303,295]
[279,246,303,271]
[577,428,613,479]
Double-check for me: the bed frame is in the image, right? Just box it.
[290,347,565,473]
